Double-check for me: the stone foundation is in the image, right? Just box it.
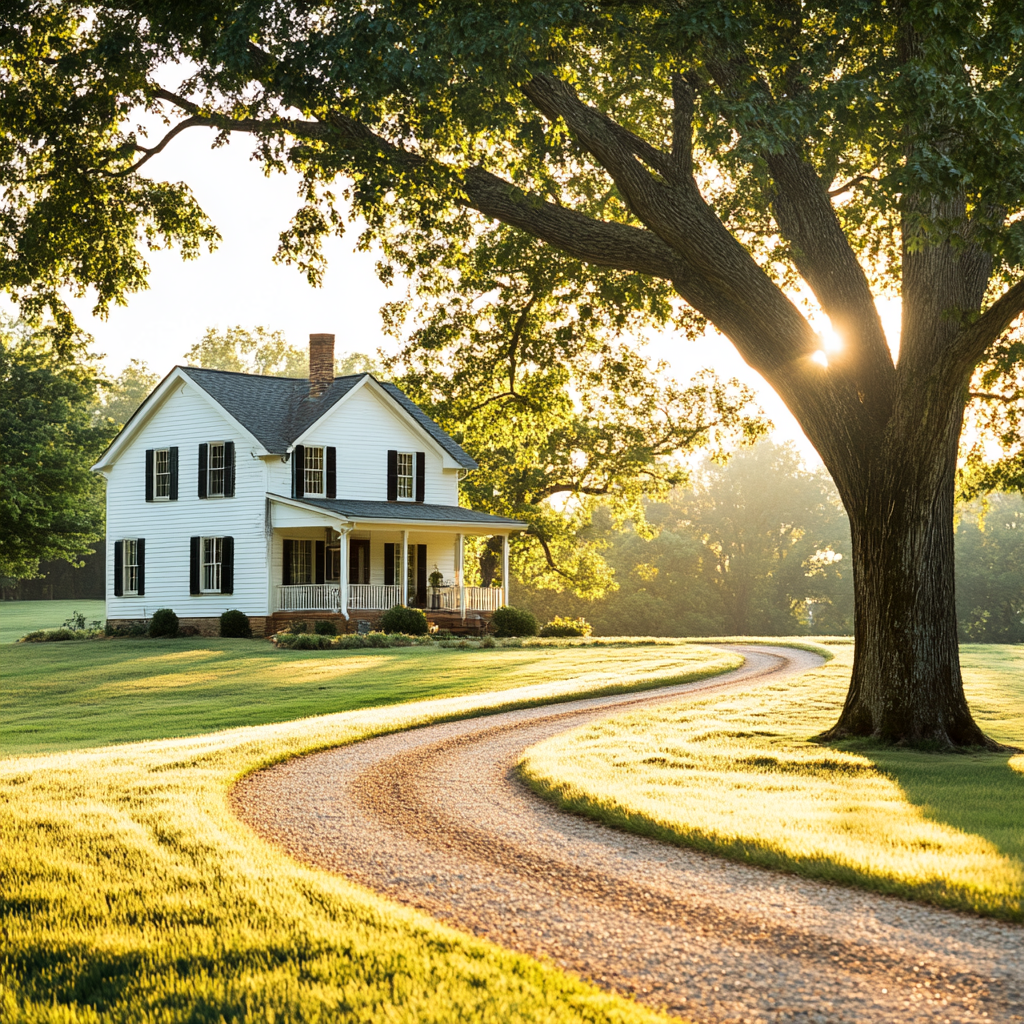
[106,616,270,639]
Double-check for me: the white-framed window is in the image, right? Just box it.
[290,539,312,585]
[154,449,171,500]
[123,539,140,595]
[304,446,325,496]
[326,544,340,581]
[202,537,223,593]
[396,452,414,499]
[208,442,226,497]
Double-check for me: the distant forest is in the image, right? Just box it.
[515,441,1024,644]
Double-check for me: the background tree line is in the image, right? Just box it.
[515,440,1024,645]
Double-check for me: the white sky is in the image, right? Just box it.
[48,126,905,467]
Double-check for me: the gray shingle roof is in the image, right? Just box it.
[278,495,526,528]
[179,367,478,468]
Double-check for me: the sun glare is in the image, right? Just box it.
[811,350,830,368]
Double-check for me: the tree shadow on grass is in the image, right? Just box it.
[837,740,1024,868]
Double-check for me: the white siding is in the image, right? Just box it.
[104,383,270,619]
[266,383,461,505]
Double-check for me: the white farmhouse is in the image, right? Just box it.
[92,333,525,636]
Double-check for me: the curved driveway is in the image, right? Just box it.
[233,646,1023,1024]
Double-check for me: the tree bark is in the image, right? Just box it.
[819,378,999,748]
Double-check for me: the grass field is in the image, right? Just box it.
[0,639,742,756]
[0,599,106,644]
[520,644,1024,921]
[0,642,746,1023]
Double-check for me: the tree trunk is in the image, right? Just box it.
[819,391,999,749]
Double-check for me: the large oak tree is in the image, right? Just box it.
[3,1,1023,745]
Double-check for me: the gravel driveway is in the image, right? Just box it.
[232,645,1024,1024]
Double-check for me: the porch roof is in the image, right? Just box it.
[269,493,526,530]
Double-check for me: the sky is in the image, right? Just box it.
[47,124,900,467]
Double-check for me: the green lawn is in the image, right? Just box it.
[0,599,106,644]
[0,638,741,756]
[0,641,744,1024]
[520,644,1024,921]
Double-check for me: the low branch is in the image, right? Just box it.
[93,115,211,178]
[827,171,877,198]
[951,276,1024,374]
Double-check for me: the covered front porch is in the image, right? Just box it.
[267,494,524,628]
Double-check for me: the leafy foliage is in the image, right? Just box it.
[379,604,429,635]
[220,609,253,639]
[491,606,539,637]
[0,318,108,578]
[93,358,159,430]
[539,617,593,638]
[149,608,179,638]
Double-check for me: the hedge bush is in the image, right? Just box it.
[379,605,429,635]
[490,606,538,637]
[314,619,337,636]
[538,616,593,638]
[220,609,252,639]
[148,608,179,638]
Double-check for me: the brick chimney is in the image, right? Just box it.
[308,333,335,398]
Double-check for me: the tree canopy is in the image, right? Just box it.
[4,0,1024,744]
[0,319,108,578]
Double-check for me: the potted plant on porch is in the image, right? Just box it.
[428,566,444,610]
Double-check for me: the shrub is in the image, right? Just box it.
[21,627,82,642]
[431,629,456,640]
[539,616,593,638]
[220,609,252,639]
[149,608,179,638]
[490,606,538,637]
[62,611,86,631]
[380,605,429,636]
[314,619,337,636]
[363,630,390,648]
[384,632,416,647]
[481,635,496,648]
[336,634,367,650]
[288,633,332,651]
[289,619,308,634]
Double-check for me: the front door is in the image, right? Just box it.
[407,544,427,606]
[350,539,370,585]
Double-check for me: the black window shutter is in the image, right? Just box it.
[292,445,305,498]
[137,539,145,596]
[283,539,293,586]
[221,536,234,595]
[416,544,427,605]
[169,447,179,501]
[224,442,235,497]
[415,452,425,503]
[198,444,208,499]
[387,450,398,501]
[190,537,201,594]
[326,447,337,499]
[113,541,124,597]
[384,543,395,586]
[145,450,154,502]
[315,540,325,584]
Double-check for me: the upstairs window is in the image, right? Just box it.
[154,450,171,500]
[396,452,414,498]
[304,446,325,496]
[208,443,226,497]
[145,447,177,502]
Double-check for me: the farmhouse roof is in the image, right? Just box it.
[275,495,526,528]
[179,366,478,469]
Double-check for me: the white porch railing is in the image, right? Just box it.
[276,584,506,614]
[277,584,341,612]
[348,584,402,611]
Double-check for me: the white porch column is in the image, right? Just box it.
[501,533,510,608]
[401,529,409,606]
[338,525,349,619]
[458,533,466,620]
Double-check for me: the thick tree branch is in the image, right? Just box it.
[153,88,682,278]
[950,276,1024,375]
[94,115,210,178]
